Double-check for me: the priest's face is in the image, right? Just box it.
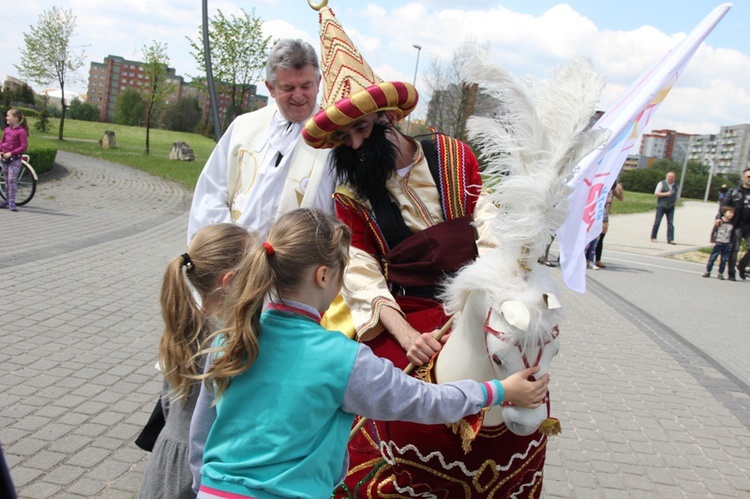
[266,65,321,123]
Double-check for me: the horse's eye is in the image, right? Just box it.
[491,353,504,366]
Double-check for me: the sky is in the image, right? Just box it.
[2,1,748,136]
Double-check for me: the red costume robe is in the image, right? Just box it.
[333,135,547,498]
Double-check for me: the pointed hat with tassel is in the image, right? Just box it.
[303,1,418,149]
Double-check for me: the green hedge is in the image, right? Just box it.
[26,146,58,174]
[15,107,39,118]
[619,167,740,202]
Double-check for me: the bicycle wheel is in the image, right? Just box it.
[14,161,37,206]
[0,168,5,200]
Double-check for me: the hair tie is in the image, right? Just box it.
[262,242,274,256]
[181,253,194,270]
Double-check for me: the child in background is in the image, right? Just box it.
[138,223,258,499]
[192,208,549,499]
[703,206,735,280]
[0,109,29,212]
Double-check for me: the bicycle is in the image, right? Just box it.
[0,154,38,206]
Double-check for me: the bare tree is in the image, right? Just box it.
[188,8,275,127]
[16,6,85,140]
[423,41,498,142]
[141,41,175,154]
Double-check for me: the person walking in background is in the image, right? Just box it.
[138,223,258,499]
[585,238,599,269]
[720,167,750,281]
[187,39,334,243]
[718,184,729,204]
[651,171,678,244]
[0,109,29,212]
[189,209,549,499]
[595,180,624,268]
[703,206,734,280]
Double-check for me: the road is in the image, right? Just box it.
[585,249,749,390]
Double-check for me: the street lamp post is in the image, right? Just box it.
[676,142,689,200]
[202,0,223,142]
[406,44,422,135]
[704,157,715,202]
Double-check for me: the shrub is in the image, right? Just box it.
[26,146,58,175]
[69,98,100,122]
[162,97,202,133]
[14,106,39,118]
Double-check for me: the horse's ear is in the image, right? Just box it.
[543,293,562,310]
[499,301,531,332]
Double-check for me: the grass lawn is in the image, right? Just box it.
[609,190,660,215]
[29,118,217,189]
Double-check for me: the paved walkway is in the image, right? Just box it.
[603,200,722,257]
[1,153,748,498]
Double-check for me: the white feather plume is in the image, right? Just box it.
[467,48,607,267]
[442,48,609,341]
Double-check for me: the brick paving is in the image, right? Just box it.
[0,152,748,497]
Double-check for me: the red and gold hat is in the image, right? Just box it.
[303,2,418,149]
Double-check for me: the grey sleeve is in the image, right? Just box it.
[188,361,216,494]
[341,344,487,424]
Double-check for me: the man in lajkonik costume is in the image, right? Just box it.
[303,4,548,497]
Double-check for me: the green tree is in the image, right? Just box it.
[141,40,176,154]
[68,97,99,122]
[35,94,52,133]
[162,97,202,132]
[16,6,86,140]
[114,88,145,126]
[188,8,274,126]
[18,83,36,105]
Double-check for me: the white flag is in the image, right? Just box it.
[557,3,732,293]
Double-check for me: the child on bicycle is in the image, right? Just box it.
[138,223,258,499]
[190,208,549,499]
[1,109,29,212]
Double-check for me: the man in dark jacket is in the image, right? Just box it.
[721,168,750,281]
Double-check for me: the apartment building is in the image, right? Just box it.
[637,125,750,175]
[685,124,750,175]
[639,129,692,164]
[87,55,267,123]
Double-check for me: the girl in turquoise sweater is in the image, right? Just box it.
[193,208,549,499]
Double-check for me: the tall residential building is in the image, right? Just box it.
[687,134,719,171]
[716,124,750,173]
[686,124,750,175]
[87,55,267,123]
[639,129,692,164]
[87,55,184,122]
[638,125,750,175]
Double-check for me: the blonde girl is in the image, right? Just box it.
[0,109,29,212]
[190,208,549,499]
[138,223,258,499]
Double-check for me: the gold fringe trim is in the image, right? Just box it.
[539,417,562,437]
[446,409,487,454]
[447,419,476,454]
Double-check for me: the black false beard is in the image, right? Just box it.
[331,122,400,204]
